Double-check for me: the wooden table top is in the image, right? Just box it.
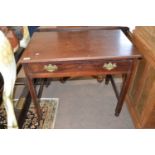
[20,29,141,63]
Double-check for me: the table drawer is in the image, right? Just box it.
[27,60,132,77]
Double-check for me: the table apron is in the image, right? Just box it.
[23,59,133,79]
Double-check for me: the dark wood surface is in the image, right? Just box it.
[25,59,132,78]
[20,28,142,121]
[20,29,141,64]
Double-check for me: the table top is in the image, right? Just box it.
[20,29,141,63]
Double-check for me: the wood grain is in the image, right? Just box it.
[127,26,155,128]
[20,29,141,63]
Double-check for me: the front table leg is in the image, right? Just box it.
[115,72,132,116]
[114,59,137,116]
[23,65,42,121]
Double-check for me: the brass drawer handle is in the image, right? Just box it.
[103,62,117,71]
[44,64,58,72]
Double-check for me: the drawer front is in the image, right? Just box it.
[27,60,132,77]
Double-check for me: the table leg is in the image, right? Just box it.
[115,59,137,116]
[115,73,132,116]
[23,65,42,121]
[105,75,111,85]
[109,75,119,100]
